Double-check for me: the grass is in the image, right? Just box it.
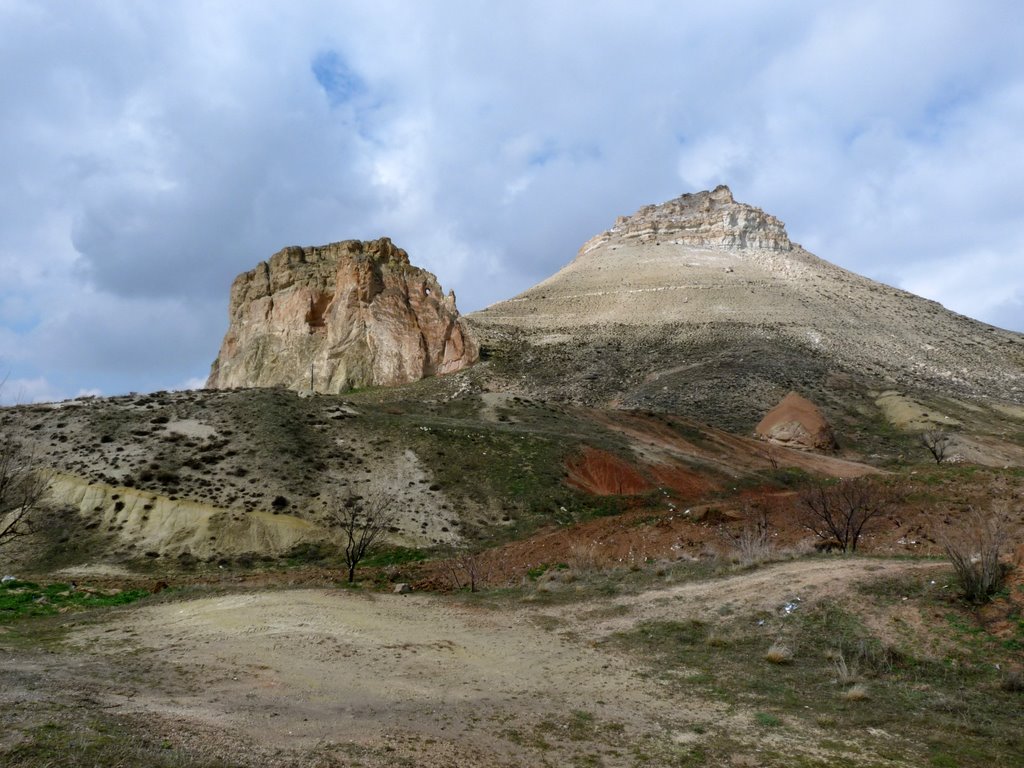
[2,716,235,768]
[361,545,430,568]
[609,592,1024,767]
[0,579,149,619]
[764,640,794,664]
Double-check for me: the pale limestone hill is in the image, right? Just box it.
[469,186,1024,431]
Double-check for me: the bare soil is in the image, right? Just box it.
[3,555,994,768]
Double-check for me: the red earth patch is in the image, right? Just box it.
[565,447,653,495]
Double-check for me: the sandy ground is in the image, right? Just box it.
[0,558,945,765]
[73,588,678,762]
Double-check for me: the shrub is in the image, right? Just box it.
[729,506,777,566]
[799,476,893,553]
[1000,669,1024,693]
[939,507,1008,604]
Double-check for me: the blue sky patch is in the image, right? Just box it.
[311,50,365,106]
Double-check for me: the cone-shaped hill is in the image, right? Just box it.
[469,186,1024,430]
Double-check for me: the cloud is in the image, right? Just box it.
[0,0,1022,401]
[898,247,1024,331]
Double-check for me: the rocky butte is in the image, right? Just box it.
[207,237,478,392]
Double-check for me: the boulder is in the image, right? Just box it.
[755,391,837,451]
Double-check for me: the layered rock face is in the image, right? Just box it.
[580,184,792,254]
[207,238,478,392]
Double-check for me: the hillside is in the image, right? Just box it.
[4,190,1024,768]
[3,187,1024,567]
[469,186,1024,434]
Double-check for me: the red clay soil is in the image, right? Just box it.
[565,445,717,498]
[565,447,653,495]
[649,463,716,497]
[421,489,825,588]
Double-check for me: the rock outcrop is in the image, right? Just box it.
[579,184,792,254]
[207,238,477,392]
[755,392,837,452]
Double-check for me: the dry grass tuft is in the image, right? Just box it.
[831,651,859,685]
[566,543,601,573]
[841,683,870,701]
[765,641,794,664]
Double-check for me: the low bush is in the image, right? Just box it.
[939,507,1009,604]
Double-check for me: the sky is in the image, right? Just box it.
[1,1,1023,403]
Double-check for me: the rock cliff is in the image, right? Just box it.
[207,238,477,392]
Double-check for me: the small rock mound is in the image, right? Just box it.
[755,392,837,451]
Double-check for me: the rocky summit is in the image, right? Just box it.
[470,186,1024,430]
[207,237,478,392]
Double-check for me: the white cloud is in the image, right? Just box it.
[0,0,1022,399]
[898,248,1024,330]
[0,377,65,405]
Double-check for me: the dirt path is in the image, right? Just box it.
[554,557,949,639]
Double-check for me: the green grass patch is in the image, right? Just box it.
[2,716,233,768]
[0,580,148,619]
[362,545,429,568]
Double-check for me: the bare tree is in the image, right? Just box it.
[920,430,952,464]
[0,435,51,551]
[799,477,891,554]
[327,493,397,584]
[442,546,491,592]
[939,506,1008,604]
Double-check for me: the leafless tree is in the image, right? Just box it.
[0,435,51,551]
[938,506,1008,604]
[327,492,397,583]
[442,546,491,592]
[798,477,892,554]
[920,430,952,464]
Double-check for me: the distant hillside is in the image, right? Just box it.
[469,186,1024,432]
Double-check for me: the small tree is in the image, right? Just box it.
[920,430,952,464]
[328,493,397,584]
[442,546,491,592]
[939,507,1007,604]
[0,435,51,551]
[799,476,891,554]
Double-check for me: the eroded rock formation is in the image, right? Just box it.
[207,238,477,392]
[755,392,837,452]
